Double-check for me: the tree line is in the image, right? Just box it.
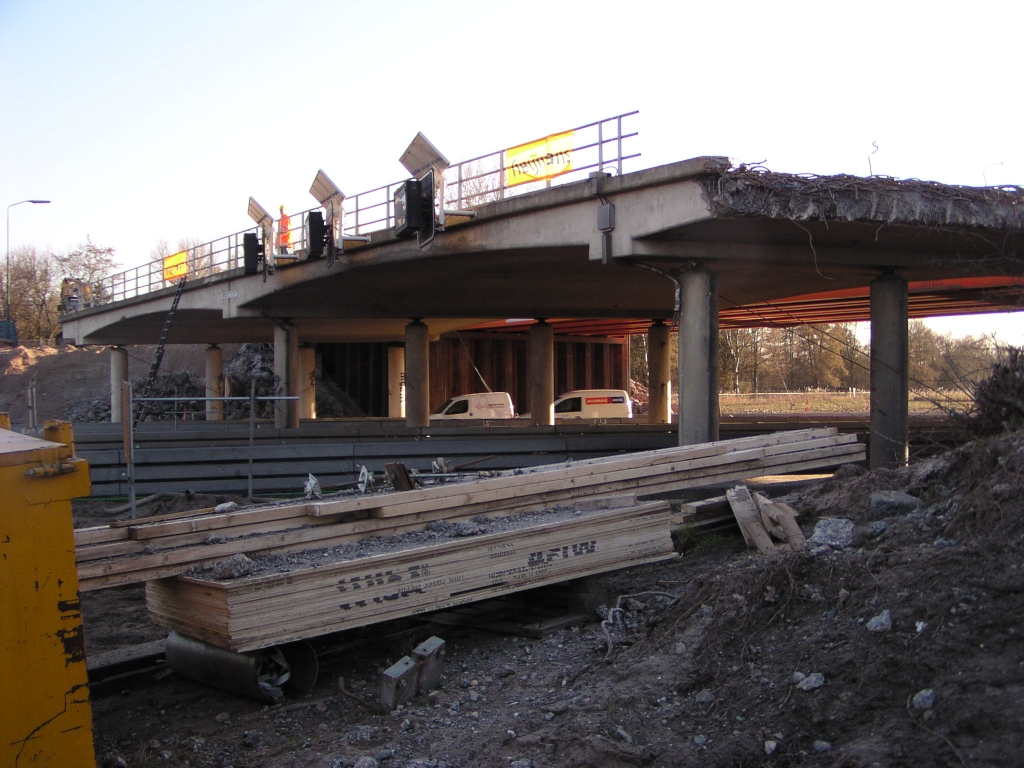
[631,322,999,399]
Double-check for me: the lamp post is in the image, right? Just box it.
[5,199,51,324]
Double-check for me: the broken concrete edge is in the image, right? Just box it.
[702,170,1024,233]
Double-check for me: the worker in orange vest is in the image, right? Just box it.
[277,205,292,254]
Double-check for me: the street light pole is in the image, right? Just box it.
[5,199,51,325]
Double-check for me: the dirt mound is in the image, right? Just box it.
[1,344,111,426]
[0,343,227,427]
[0,344,54,374]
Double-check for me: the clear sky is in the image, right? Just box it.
[1,0,1020,339]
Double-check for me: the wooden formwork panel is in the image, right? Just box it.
[146,503,674,652]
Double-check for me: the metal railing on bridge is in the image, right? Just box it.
[77,112,639,308]
[340,112,639,236]
[79,228,255,306]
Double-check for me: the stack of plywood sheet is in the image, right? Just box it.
[76,428,863,591]
[146,501,674,652]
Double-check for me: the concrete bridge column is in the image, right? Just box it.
[647,320,672,425]
[870,272,909,469]
[405,320,430,427]
[274,323,300,429]
[530,320,555,426]
[678,266,719,445]
[298,345,316,420]
[109,346,128,423]
[388,345,406,418]
[205,344,224,421]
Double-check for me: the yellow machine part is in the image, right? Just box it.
[0,423,96,768]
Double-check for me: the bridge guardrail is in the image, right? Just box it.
[78,112,639,307]
[86,228,257,305]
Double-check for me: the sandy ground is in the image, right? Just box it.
[77,432,1024,768]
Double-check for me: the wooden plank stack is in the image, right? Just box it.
[75,428,863,591]
[146,502,675,652]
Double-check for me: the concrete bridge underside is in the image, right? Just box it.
[61,157,1024,467]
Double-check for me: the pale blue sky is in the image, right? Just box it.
[1,0,1020,338]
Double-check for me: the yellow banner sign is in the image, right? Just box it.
[163,251,188,281]
[504,129,574,187]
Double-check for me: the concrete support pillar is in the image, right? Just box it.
[870,272,909,469]
[298,345,316,420]
[405,320,430,428]
[205,344,224,421]
[530,320,555,426]
[647,320,672,425]
[388,345,406,419]
[109,346,128,423]
[274,323,300,429]
[678,267,719,445]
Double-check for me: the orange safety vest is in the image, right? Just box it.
[277,211,292,249]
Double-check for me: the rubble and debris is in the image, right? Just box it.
[866,609,894,633]
[807,517,855,549]
[703,169,1024,233]
[912,689,937,710]
[869,490,922,516]
[211,554,255,580]
[795,672,825,691]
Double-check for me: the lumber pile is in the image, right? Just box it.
[75,428,863,591]
[146,502,675,652]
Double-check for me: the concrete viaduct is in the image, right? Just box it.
[61,157,1024,469]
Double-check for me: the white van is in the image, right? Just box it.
[553,389,633,420]
[430,392,516,420]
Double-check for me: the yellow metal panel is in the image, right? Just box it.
[0,429,96,768]
[162,251,187,281]
[43,420,75,450]
[504,129,575,187]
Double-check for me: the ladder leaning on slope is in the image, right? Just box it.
[134,276,187,430]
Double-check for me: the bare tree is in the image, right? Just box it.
[7,246,60,342]
[2,239,120,343]
[54,236,119,285]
